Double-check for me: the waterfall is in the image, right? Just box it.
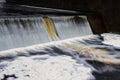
[0,16,92,51]
[0,17,49,51]
[51,16,93,39]
[0,5,120,80]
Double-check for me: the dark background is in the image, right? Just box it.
[6,0,120,33]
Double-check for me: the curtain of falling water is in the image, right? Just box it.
[51,16,93,40]
[0,18,49,51]
[0,16,93,51]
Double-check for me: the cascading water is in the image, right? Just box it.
[0,33,120,80]
[0,16,93,51]
[0,17,49,51]
[51,16,93,39]
[0,12,119,79]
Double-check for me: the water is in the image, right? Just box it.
[42,17,59,41]
[0,0,6,2]
[0,16,99,79]
[0,33,120,80]
[51,16,93,39]
[0,16,92,51]
[0,17,49,51]
[0,55,94,80]
[0,5,119,80]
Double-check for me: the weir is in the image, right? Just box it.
[0,1,94,51]
[0,2,120,80]
[0,16,92,51]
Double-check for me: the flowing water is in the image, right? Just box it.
[0,33,120,80]
[0,16,92,51]
[51,16,93,39]
[0,15,119,80]
[0,18,49,51]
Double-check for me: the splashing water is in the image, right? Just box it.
[0,33,120,80]
[0,55,94,80]
[0,15,119,80]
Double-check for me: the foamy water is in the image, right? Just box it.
[0,33,120,80]
[0,55,94,80]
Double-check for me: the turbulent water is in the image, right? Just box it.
[0,15,119,80]
[0,33,120,80]
[0,16,92,51]
[0,55,94,80]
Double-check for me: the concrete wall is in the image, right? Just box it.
[6,0,120,32]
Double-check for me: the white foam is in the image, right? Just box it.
[102,33,120,47]
[0,33,120,80]
[0,55,94,80]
